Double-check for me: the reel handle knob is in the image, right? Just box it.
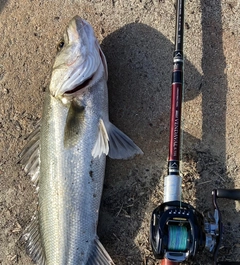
[215,189,240,200]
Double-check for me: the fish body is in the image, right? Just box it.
[20,16,142,265]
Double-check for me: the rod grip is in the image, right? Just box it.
[216,189,240,200]
[217,261,240,265]
[161,259,179,265]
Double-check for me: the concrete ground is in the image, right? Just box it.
[0,0,240,264]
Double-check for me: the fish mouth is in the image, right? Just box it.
[64,74,94,95]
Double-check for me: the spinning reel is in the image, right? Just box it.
[150,189,240,264]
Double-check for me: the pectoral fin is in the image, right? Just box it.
[92,119,143,159]
[86,237,114,265]
[106,122,143,159]
[64,100,85,148]
[92,119,109,158]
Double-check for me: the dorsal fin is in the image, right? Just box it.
[18,122,40,186]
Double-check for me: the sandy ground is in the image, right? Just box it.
[0,0,240,264]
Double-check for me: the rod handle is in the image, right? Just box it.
[217,261,240,265]
[215,189,240,200]
[160,259,179,265]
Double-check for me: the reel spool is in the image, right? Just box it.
[150,201,205,263]
[168,225,189,252]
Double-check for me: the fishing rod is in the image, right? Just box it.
[150,0,240,264]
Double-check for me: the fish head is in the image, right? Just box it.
[49,16,107,99]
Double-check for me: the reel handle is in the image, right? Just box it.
[212,189,240,265]
[215,189,240,200]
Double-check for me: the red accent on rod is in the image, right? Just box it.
[168,82,182,161]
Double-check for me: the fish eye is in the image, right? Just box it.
[57,40,65,51]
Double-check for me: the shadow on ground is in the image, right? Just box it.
[98,22,202,264]
[191,1,239,264]
[0,0,7,12]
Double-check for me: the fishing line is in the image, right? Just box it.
[179,0,185,209]
[168,225,188,251]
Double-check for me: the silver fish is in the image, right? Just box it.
[19,16,142,265]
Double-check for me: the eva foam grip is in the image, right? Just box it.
[217,261,240,265]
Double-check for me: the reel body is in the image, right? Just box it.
[150,189,240,264]
[150,201,205,262]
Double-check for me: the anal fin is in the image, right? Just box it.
[21,216,46,265]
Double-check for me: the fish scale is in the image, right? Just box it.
[39,88,106,264]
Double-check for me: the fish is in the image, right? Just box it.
[19,16,143,265]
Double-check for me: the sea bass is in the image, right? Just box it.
[20,16,142,265]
